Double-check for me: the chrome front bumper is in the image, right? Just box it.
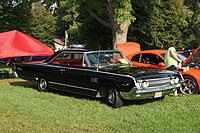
[120,84,181,100]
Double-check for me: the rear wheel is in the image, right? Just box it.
[181,76,199,94]
[38,78,49,92]
[107,89,123,108]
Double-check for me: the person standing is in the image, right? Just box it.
[164,46,182,70]
[164,46,182,97]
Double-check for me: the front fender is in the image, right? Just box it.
[180,68,200,89]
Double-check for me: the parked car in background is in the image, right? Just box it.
[117,43,200,94]
[16,49,183,108]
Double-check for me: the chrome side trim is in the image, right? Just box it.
[42,64,135,80]
[48,81,97,92]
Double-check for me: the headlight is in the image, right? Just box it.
[142,80,149,88]
[135,80,149,89]
[170,77,180,85]
[135,81,142,88]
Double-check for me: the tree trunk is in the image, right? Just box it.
[84,1,132,49]
[112,20,131,49]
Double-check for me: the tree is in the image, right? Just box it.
[0,0,32,33]
[130,0,190,50]
[43,0,136,49]
[78,14,112,50]
[81,0,136,49]
[183,0,200,49]
[43,0,82,45]
[28,2,56,49]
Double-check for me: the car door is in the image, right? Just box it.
[53,52,98,96]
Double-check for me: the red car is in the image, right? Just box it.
[117,42,200,94]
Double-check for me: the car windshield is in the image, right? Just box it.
[187,48,200,64]
[86,51,131,67]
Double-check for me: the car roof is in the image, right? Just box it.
[137,50,167,54]
[44,49,122,63]
[56,49,88,53]
[126,49,166,59]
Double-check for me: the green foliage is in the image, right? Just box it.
[44,0,111,48]
[1,0,199,50]
[114,0,136,23]
[0,0,32,33]
[130,0,190,50]
[0,5,3,14]
[28,2,56,49]
[182,0,200,49]
[82,0,108,20]
[48,0,136,49]
[79,15,112,50]
[59,0,82,43]
[60,0,79,23]
[67,22,83,44]
[43,0,81,42]
[78,0,112,49]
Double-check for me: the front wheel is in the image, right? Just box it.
[181,76,199,94]
[107,89,123,108]
[38,78,49,92]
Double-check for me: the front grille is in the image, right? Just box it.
[146,77,171,88]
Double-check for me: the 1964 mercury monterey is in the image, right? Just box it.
[16,50,183,108]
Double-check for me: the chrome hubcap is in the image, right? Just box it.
[40,79,47,90]
[108,90,115,104]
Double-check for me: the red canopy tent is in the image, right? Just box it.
[0,30,54,59]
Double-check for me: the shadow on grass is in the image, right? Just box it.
[9,80,38,89]
[123,98,161,107]
[9,80,158,107]
[9,80,98,101]
[51,89,159,107]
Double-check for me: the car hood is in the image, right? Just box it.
[116,42,141,57]
[99,66,176,79]
[182,46,200,67]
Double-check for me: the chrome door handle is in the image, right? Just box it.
[17,68,23,71]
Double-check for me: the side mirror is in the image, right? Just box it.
[158,62,165,67]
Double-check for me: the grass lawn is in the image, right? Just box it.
[0,66,200,132]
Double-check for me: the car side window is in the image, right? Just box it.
[131,54,140,62]
[50,53,83,66]
[141,54,163,65]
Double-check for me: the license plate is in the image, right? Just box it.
[154,92,162,98]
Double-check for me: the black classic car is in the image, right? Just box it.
[16,50,183,108]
